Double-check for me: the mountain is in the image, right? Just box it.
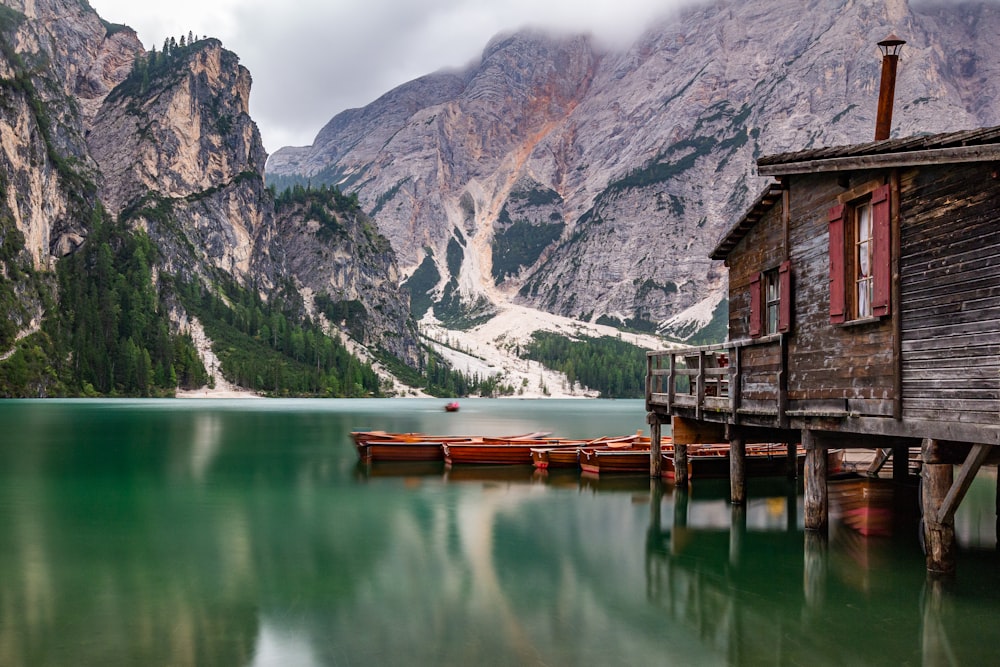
[267,0,1000,341]
[4,0,1000,397]
[0,0,419,397]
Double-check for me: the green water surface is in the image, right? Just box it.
[0,398,998,666]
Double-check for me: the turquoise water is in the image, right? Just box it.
[0,398,998,666]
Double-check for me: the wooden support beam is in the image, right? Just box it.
[785,441,797,479]
[730,438,746,505]
[777,334,788,428]
[921,438,956,576]
[648,413,662,478]
[802,430,828,533]
[936,443,991,525]
[730,346,742,424]
[868,448,892,477]
[893,446,910,482]
[671,416,726,445]
[675,444,689,487]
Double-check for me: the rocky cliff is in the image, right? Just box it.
[0,0,421,392]
[268,0,1000,340]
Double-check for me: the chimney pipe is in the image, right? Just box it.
[875,34,906,141]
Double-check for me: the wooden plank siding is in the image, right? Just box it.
[898,162,1000,426]
[722,172,897,412]
[783,172,896,408]
[725,197,786,341]
[650,137,1000,445]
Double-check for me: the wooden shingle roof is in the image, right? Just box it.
[757,125,1000,176]
[710,181,784,261]
[710,124,1000,261]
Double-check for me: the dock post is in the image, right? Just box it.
[893,445,909,481]
[785,441,798,478]
[674,443,689,488]
[648,413,662,478]
[921,438,956,576]
[803,430,828,533]
[730,437,746,505]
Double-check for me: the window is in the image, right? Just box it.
[828,183,891,324]
[853,200,873,318]
[765,268,781,334]
[749,260,791,338]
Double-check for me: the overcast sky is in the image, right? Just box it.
[87,0,692,155]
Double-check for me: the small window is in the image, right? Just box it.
[750,260,792,338]
[852,200,873,319]
[829,183,891,324]
[764,268,781,334]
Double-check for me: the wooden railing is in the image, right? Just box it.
[647,334,787,424]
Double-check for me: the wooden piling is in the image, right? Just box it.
[920,438,956,576]
[648,413,662,478]
[675,443,689,487]
[785,441,797,478]
[893,445,909,482]
[730,437,746,505]
[802,430,828,533]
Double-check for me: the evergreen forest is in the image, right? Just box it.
[520,331,648,398]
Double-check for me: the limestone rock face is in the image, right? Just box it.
[276,194,420,366]
[268,0,1000,338]
[0,1,420,369]
[87,39,276,284]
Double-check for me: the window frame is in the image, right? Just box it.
[750,260,791,338]
[828,181,891,325]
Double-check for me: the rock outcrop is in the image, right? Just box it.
[0,0,420,384]
[268,0,1000,339]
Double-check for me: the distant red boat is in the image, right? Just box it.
[445,401,460,412]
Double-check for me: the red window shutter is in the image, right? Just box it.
[778,260,792,332]
[871,184,891,317]
[828,204,846,324]
[749,272,762,338]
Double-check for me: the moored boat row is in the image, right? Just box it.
[351,429,843,479]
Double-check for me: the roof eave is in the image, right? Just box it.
[758,144,1000,176]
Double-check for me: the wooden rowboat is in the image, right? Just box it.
[350,430,552,463]
[443,437,586,466]
[579,447,652,474]
[660,445,845,481]
[531,433,655,470]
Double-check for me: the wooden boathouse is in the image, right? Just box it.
[646,37,1000,575]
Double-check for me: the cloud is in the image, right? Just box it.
[89,0,696,153]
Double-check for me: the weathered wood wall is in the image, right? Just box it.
[784,171,897,411]
[899,163,1000,426]
[726,194,785,341]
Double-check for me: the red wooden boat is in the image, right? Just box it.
[578,442,663,474]
[444,401,460,412]
[443,436,586,466]
[659,444,844,481]
[350,430,550,463]
[531,433,654,470]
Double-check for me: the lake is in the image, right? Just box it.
[1,398,998,666]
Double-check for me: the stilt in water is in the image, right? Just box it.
[648,413,662,478]
[803,430,828,533]
[730,437,746,505]
[921,439,955,577]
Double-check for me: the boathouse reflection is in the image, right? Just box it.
[644,479,1000,666]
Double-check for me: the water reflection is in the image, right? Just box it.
[1,400,999,666]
